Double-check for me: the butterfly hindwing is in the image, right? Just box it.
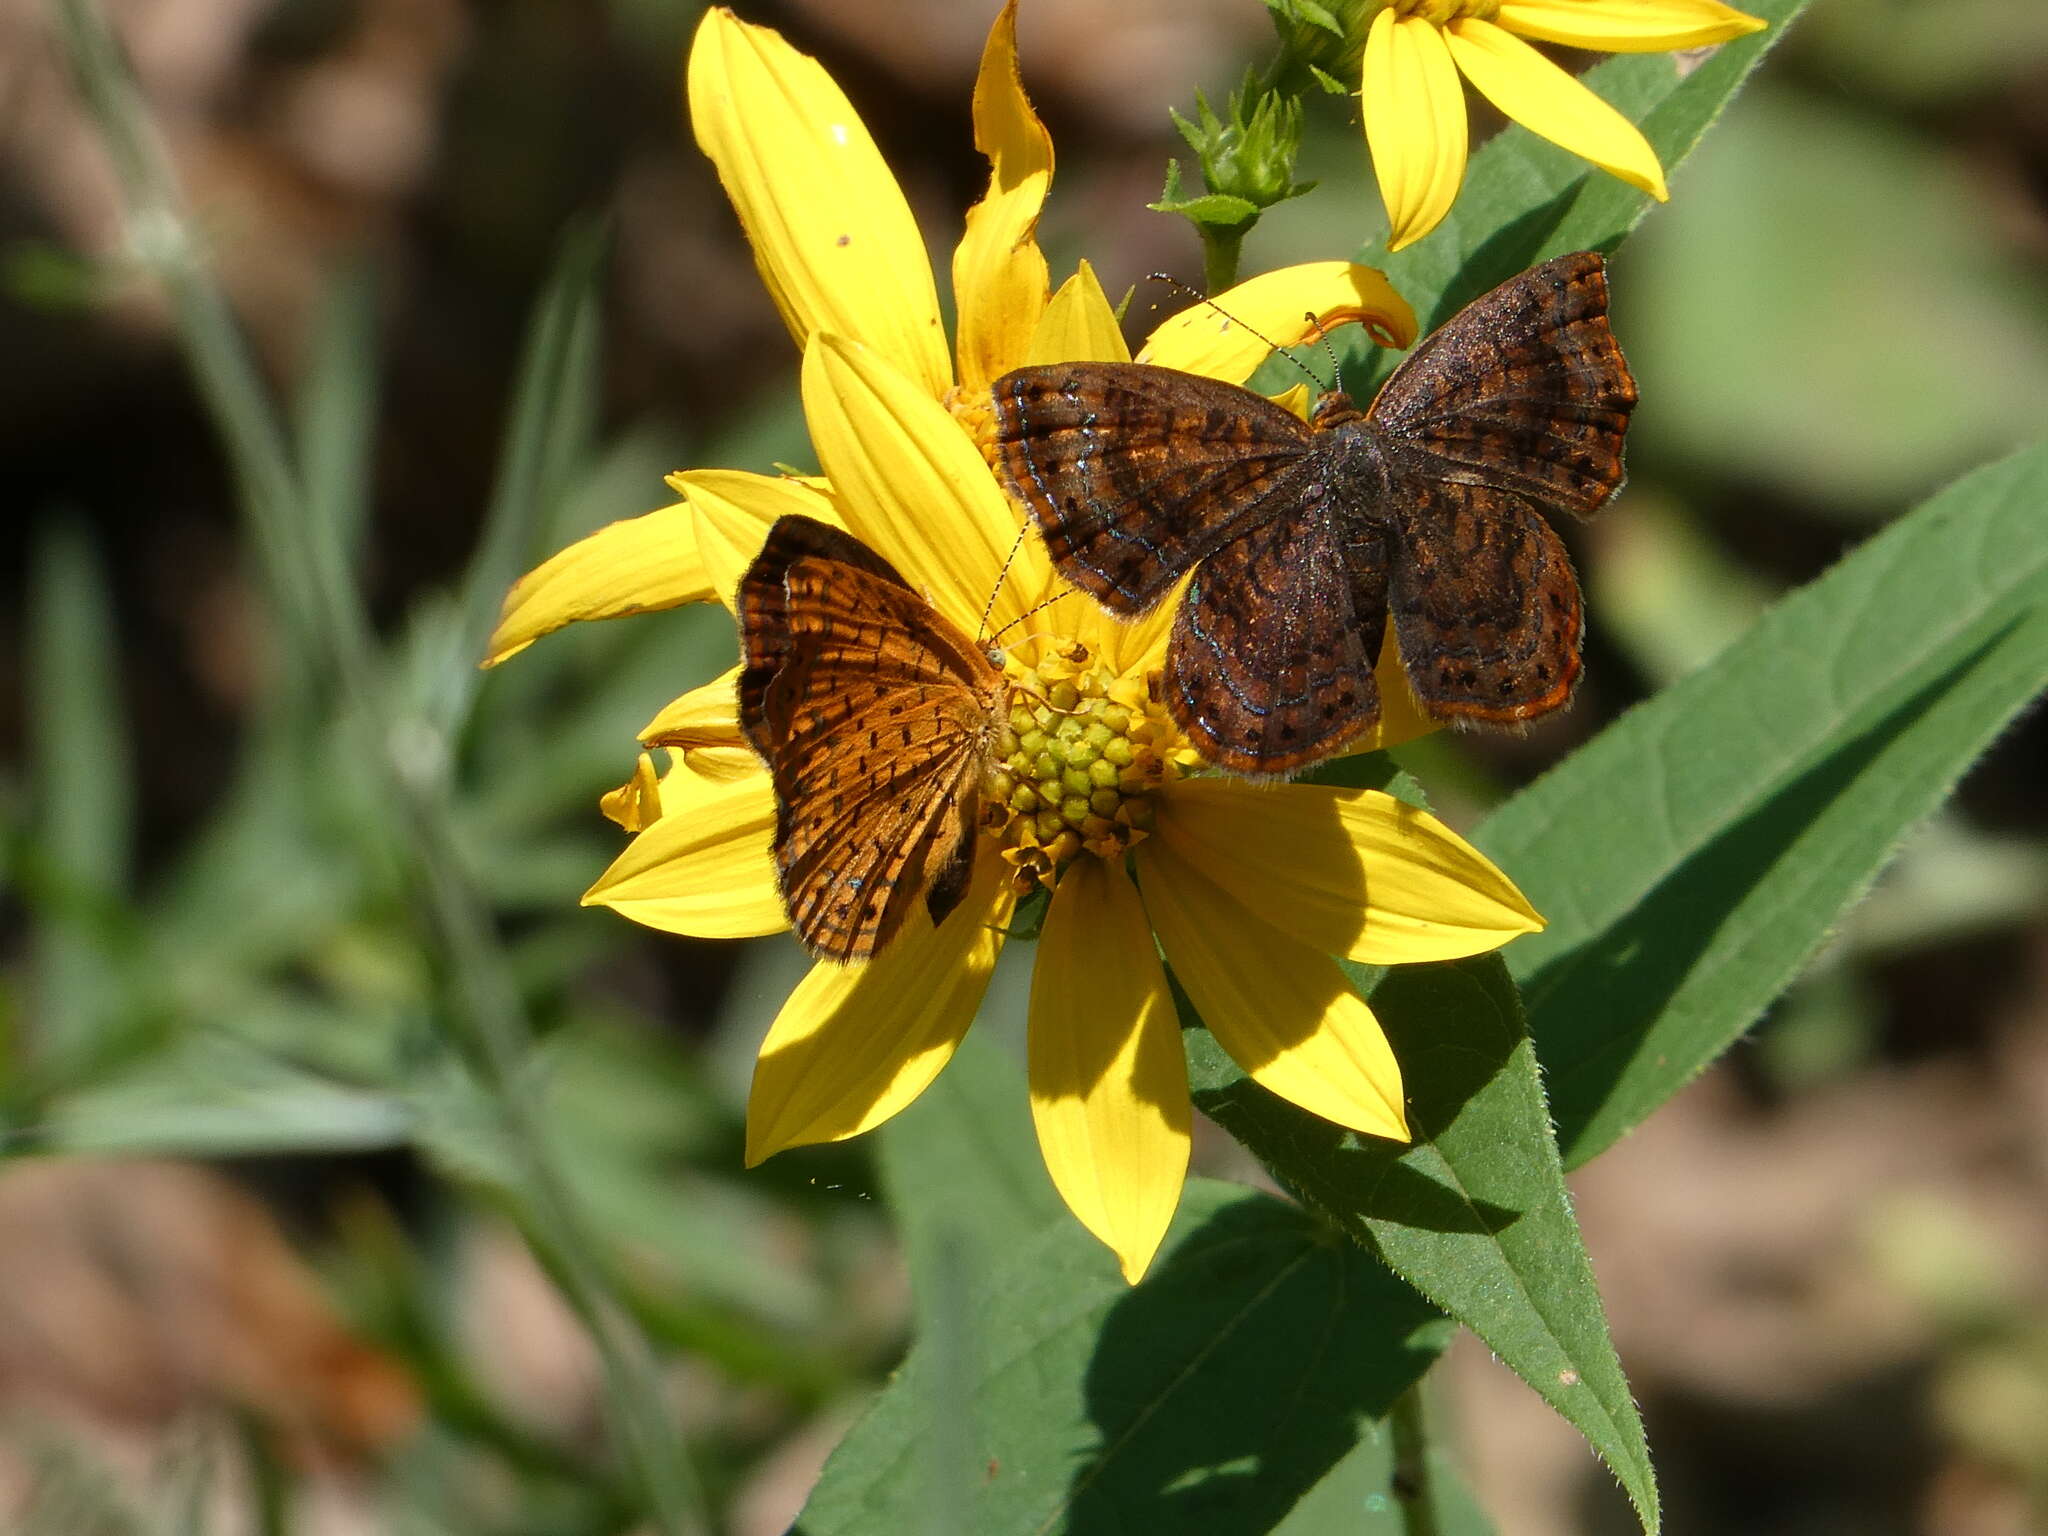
[736,515,1007,960]
[992,363,1318,615]
[1368,251,1636,518]
[1384,476,1583,723]
[1167,508,1386,775]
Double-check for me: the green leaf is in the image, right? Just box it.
[37,1034,414,1156]
[1185,955,1657,1532]
[1370,0,1811,330]
[796,1179,1452,1536]
[1148,191,1263,228]
[1478,443,2048,1167]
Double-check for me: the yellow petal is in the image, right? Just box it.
[1025,260,1130,366]
[803,334,1031,640]
[1136,840,1408,1141]
[1359,618,1441,753]
[1028,858,1189,1284]
[638,664,745,750]
[1094,570,1190,681]
[952,0,1054,394]
[676,469,840,614]
[1136,261,1418,383]
[600,752,665,833]
[1154,778,1542,965]
[746,864,1010,1162]
[687,8,950,396]
[1361,11,1470,253]
[582,768,786,939]
[1496,0,1765,52]
[1445,19,1668,200]
[484,505,709,666]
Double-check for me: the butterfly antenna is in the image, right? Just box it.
[977,520,1035,643]
[1146,271,1331,393]
[984,590,1069,652]
[1305,309,1344,395]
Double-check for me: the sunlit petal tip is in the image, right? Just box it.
[581,770,786,938]
[744,870,1011,1164]
[953,0,1055,393]
[1138,260,1419,382]
[483,505,712,666]
[1360,11,1468,255]
[802,333,1030,638]
[1445,19,1668,201]
[1495,0,1766,52]
[686,7,950,395]
[1137,843,1409,1141]
[1154,778,1544,964]
[1028,860,1190,1285]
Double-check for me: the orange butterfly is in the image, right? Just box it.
[736,515,1012,961]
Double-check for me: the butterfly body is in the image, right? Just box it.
[992,251,1634,776]
[737,516,1010,961]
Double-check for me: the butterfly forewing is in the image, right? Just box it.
[992,364,1317,615]
[1367,251,1636,518]
[736,516,1009,961]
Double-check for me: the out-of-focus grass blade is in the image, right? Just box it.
[39,1035,414,1156]
[293,263,380,583]
[24,521,133,1065]
[449,218,609,725]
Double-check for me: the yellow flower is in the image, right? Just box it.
[487,4,1541,1283]
[1361,0,1766,250]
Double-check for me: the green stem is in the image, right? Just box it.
[49,3,704,1530]
[1199,223,1248,295]
[1388,1380,1445,1536]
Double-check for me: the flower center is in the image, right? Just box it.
[979,637,1188,894]
[1389,0,1499,23]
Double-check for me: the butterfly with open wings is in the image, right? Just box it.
[990,250,1637,776]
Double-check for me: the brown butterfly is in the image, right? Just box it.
[736,515,1010,961]
[990,250,1637,776]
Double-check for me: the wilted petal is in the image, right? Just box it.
[746,866,1011,1162]
[953,0,1053,394]
[1028,858,1188,1284]
[1137,840,1408,1141]
[1138,260,1417,383]
[1361,11,1469,252]
[687,8,950,395]
[1496,0,1765,52]
[1445,19,1668,200]
[484,505,709,666]
[582,769,785,939]
[600,752,666,833]
[1154,779,1542,965]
